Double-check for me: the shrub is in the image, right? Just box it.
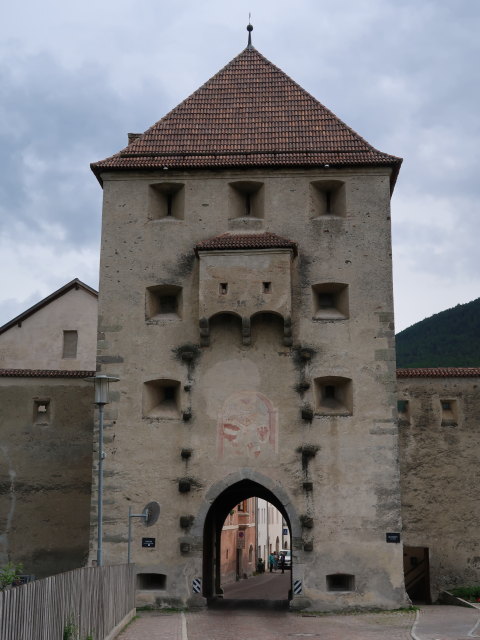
[0,563,23,590]
[63,615,78,640]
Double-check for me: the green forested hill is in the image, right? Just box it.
[395,298,480,368]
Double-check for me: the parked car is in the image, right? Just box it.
[278,550,291,569]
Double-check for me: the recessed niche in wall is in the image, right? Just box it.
[208,312,243,346]
[33,398,51,425]
[310,180,346,217]
[143,379,180,418]
[314,376,352,415]
[136,573,166,590]
[148,182,185,220]
[146,285,182,321]
[62,330,78,358]
[326,573,355,592]
[229,181,264,219]
[312,283,349,320]
[250,312,285,347]
[440,398,458,426]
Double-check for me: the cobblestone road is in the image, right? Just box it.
[115,573,480,640]
[116,608,416,640]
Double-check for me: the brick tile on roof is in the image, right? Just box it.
[0,369,96,378]
[396,368,480,378]
[195,232,298,256]
[91,47,401,183]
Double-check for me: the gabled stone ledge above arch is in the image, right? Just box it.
[194,232,297,347]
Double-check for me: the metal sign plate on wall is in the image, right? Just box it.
[142,537,156,548]
[386,532,401,543]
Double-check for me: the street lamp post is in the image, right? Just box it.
[86,373,119,566]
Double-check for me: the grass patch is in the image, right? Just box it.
[136,606,186,613]
[450,586,480,601]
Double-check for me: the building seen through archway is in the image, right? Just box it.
[218,495,291,599]
[203,480,292,602]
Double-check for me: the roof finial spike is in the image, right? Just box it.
[247,15,253,49]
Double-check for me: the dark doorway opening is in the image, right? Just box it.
[404,546,431,604]
[203,479,292,608]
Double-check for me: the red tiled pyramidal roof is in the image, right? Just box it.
[396,368,480,378]
[91,47,401,187]
[195,232,298,256]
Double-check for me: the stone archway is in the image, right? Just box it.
[193,470,300,602]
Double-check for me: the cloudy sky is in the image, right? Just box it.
[1,0,478,331]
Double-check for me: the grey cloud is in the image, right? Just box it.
[0,51,171,247]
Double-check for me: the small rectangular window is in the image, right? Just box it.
[62,330,78,358]
[34,399,50,425]
[166,193,173,216]
[220,283,228,295]
[441,398,458,425]
[146,285,182,320]
[327,573,355,591]
[397,400,408,414]
[163,386,176,401]
[324,385,336,399]
[263,282,271,293]
[237,500,247,512]
[325,191,332,214]
[158,295,177,314]
[318,293,335,309]
[245,193,251,216]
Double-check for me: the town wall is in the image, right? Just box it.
[0,376,94,577]
[398,374,480,601]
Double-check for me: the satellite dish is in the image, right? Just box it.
[143,501,160,526]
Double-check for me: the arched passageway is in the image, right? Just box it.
[202,478,292,604]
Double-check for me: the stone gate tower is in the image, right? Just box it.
[91,31,407,610]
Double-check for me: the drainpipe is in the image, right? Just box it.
[255,497,258,567]
[266,502,270,558]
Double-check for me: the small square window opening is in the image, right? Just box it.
[324,385,336,399]
[163,387,176,402]
[263,282,271,293]
[158,295,177,314]
[220,283,228,295]
[318,293,335,309]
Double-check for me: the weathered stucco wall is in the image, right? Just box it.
[0,376,94,577]
[93,166,406,610]
[0,287,97,371]
[398,375,480,601]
